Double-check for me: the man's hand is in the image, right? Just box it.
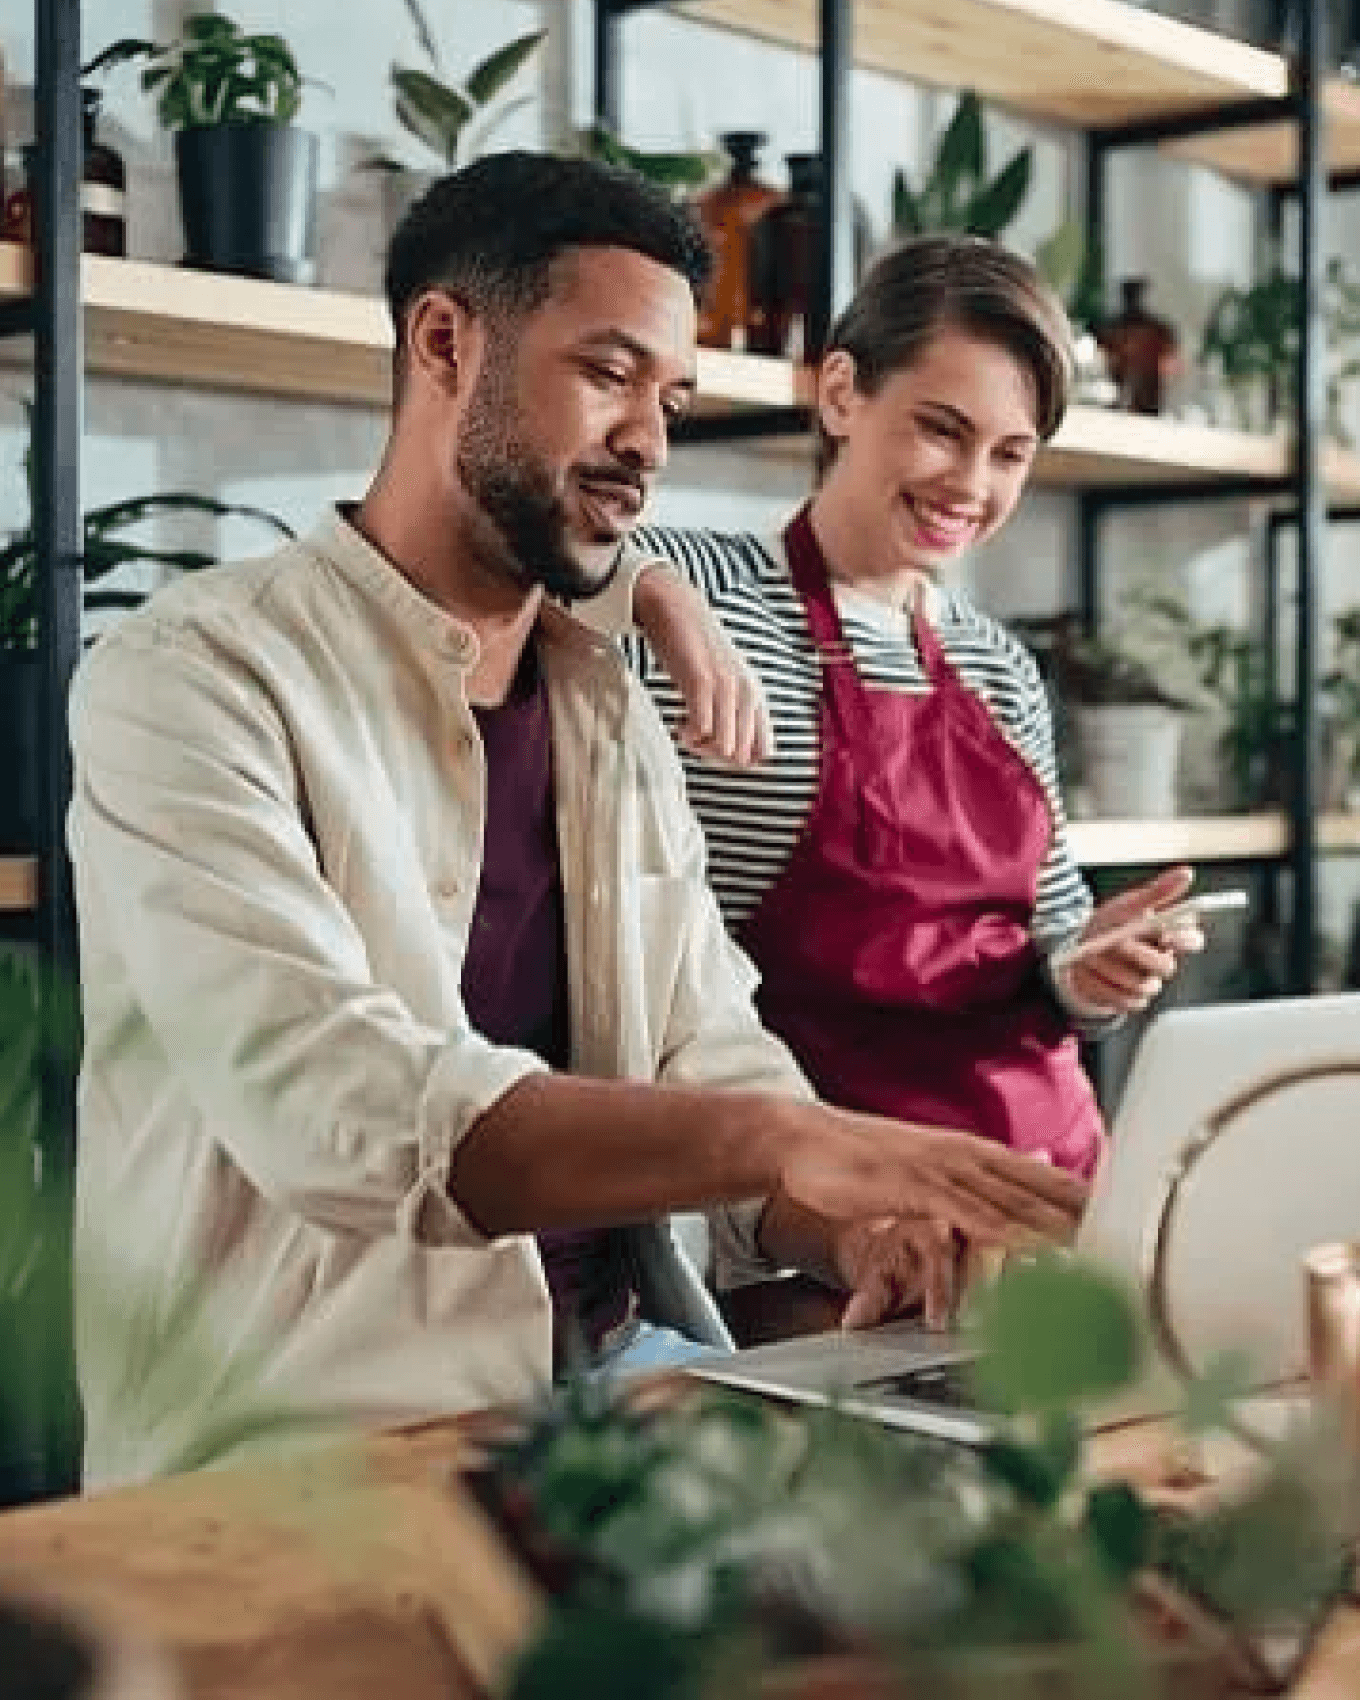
[633,563,773,768]
[771,1105,1087,1249]
[831,1214,960,1330]
[1054,864,1204,1017]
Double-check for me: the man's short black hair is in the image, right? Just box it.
[384,150,712,361]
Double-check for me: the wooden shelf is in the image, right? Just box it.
[3,248,1356,498]
[1069,812,1286,867]
[674,0,1360,186]
[0,855,38,913]
[1070,811,1360,867]
[0,245,808,417]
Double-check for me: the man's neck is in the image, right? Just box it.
[350,483,541,708]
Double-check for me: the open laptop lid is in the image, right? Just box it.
[687,993,1360,1436]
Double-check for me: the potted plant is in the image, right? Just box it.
[890,92,1032,243]
[1200,255,1360,438]
[478,1258,1359,1699]
[0,408,293,849]
[361,0,545,235]
[1011,611,1195,819]
[85,13,319,283]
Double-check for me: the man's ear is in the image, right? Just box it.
[404,289,482,396]
[816,350,861,442]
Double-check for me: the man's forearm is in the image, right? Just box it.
[448,1071,781,1237]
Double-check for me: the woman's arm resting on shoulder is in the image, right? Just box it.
[632,562,774,768]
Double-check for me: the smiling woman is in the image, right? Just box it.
[630,233,1206,1179]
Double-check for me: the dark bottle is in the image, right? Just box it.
[1096,276,1179,415]
[5,88,127,257]
[749,151,824,361]
[79,89,127,258]
[693,130,780,351]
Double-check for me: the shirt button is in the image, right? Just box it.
[589,883,603,907]
[443,629,476,662]
[435,875,460,900]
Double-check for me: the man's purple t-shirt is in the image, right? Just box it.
[460,644,636,1368]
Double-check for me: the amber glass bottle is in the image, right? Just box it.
[694,131,779,350]
[1097,276,1179,415]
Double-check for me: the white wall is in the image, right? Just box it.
[0,0,1357,967]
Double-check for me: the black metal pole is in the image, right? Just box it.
[1289,0,1326,994]
[813,0,852,357]
[1076,493,1100,637]
[594,0,621,130]
[30,0,84,1499]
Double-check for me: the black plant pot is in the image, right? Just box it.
[0,653,41,853]
[174,122,317,285]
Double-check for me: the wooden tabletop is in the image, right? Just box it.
[0,1409,1356,1700]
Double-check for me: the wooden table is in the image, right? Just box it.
[0,1410,1357,1700]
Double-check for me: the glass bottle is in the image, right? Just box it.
[79,88,126,258]
[1096,276,1179,415]
[5,88,126,257]
[748,151,824,361]
[693,131,779,351]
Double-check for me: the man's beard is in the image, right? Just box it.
[457,358,620,604]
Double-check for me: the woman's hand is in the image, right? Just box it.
[1054,864,1205,1017]
[633,563,774,768]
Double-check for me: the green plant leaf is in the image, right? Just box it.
[963,144,1032,238]
[970,1257,1146,1413]
[81,38,161,78]
[183,13,237,44]
[1035,219,1087,306]
[464,30,546,107]
[892,169,922,236]
[400,0,442,71]
[1083,1482,1152,1579]
[392,66,474,163]
[934,91,986,214]
[507,1606,700,1700]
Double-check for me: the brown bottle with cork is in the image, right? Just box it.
[1096,276,1179,415]
[693,131,779,350]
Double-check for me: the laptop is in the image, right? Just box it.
[686,993,1360,1444]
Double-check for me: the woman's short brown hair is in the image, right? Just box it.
[814,233,1075,478]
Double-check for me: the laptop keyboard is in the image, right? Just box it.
[855,1359,983,1411]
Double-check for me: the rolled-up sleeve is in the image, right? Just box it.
[68,632,547,1249]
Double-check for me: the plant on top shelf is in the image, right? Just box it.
[84,12,320,283]
[365,0,544,179]
[891,91,1032,242]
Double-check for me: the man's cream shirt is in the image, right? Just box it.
[67,510,809,1486]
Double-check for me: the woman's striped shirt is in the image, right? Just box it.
[628,522,1093,955]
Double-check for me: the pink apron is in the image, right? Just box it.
[739,507,1104,1177]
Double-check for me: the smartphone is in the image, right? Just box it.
[1057,888,1250,968]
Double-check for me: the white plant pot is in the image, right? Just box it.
[1073,704,1183,819]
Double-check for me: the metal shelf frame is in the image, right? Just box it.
[1,0,85,1503]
